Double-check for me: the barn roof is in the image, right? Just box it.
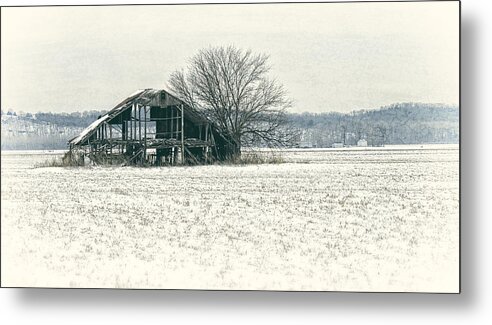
[69,88,211,146]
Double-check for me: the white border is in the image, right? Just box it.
[2,1,491,325]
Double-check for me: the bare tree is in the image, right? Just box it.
[168,46,295,155]
[350,110,366,143]
[374,124,388,146]
[335,114,347,145]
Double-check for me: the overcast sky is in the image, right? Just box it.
[1,1,459,114]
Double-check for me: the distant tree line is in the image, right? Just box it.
[1,110,106,150]
[30,111,106,127]
[1,103,458,150]
[288,103,459,147]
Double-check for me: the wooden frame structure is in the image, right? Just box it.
[68,89,235,166]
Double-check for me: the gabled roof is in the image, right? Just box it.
[69,88,211,146]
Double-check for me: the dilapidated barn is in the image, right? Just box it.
[68,89,236,166]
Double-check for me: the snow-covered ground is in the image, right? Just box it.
[0,145,459,292]
[0,149,68,155]
[249,143,459,152]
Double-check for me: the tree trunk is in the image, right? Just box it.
[229,136,241,160]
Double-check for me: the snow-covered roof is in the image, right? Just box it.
[69,114,111,145]
[69,88,211,146]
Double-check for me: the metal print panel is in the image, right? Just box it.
[0,1,460,292]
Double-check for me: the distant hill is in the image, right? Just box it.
[289,103,459,147]
[1,110,106,150]
[0,103,458,150]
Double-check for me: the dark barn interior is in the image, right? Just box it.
[68,89,236,166]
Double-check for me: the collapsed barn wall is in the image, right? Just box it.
[68,89,236,166]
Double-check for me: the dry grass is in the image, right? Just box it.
[34,157,68,168]
[220,151,285,165]
[34,150,287,167]
[34,151,83,168]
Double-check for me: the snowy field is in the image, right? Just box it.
[0,145,459,292]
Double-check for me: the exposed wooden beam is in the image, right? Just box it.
[138,104,142,142]
[181,104,185,164]
[170,105,174,139]
[144,106,147,162]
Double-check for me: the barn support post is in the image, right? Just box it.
[104,124,107,158]
[129,105,133,141]
[170,106,174,139]
[184,147,199,165]
[134,103,137,143]
[180,104,185,164]
[175,106,179,139]
[138,104,142,143]
[95,130,98,154]
[144,106,147,163]
[109,124,113,157]
[122,120,126,141]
